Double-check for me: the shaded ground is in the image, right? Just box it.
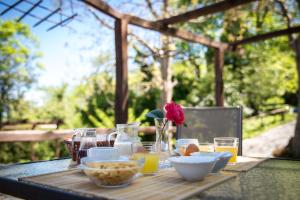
[243,121,295,157]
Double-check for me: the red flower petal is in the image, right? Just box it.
[164,102,185,125]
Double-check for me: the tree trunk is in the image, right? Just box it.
[157,0,174,109]
[0,111,2,129]
[214,48,224,106]
[159,35,173,109]
[293,36,300,158]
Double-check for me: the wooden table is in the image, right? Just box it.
[0,158,299,200]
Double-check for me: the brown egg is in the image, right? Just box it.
[184,143,199,156]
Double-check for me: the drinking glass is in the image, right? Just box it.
[198,143,214,152]
[133,142,160,175]
[214,137,239,165]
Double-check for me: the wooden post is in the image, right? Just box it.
[293,37,300,158]
[214,47,224,106]
[114,19,128,124]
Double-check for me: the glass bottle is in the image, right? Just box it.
[77,128,97,164]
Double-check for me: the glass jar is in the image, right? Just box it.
[77,128,97,164]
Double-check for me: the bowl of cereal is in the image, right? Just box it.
[79,159,144,188]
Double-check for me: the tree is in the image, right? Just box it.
[88,0,191,109]
[34,84,69,123]
[0,20,42,127]
[218,0,300,156]
[77,70,151,127]
[264,0,300,158]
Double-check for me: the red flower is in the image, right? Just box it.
[165,102,185,125]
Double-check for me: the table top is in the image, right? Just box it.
[199,159,300,199]
[0,159,71,180]
[0,158,300,200]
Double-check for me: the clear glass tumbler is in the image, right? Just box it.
[198,143,214,152]
[133,142,160,175]
[214,137,239,165]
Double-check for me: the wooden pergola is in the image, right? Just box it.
[83,0,300,124]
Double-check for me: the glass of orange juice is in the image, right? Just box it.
[214,137,239,165]
[133,142,159,175]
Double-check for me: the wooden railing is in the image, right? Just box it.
[245,107,289,121]
[1,120,63,131]
[0,127,163,161]
[0,127,161,142]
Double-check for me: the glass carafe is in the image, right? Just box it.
[71,128,84,162]
[77,128,97,164]
[108,122,142,157]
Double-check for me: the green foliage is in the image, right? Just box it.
[86,106,150,128]
[130,108,150,124]
[77,72,115,127]
[224,38,296,115]
[0,141,69,164]
[88,108,114,128]
[172,0,298,115]
[146,109,164,119]
[0,20,42,126]
[172,61,215,106]
[35,84,68,121]
[243,113,296,139]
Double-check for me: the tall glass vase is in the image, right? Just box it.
[154,118,172,156]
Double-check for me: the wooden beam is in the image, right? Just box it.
[162,27,227,49]
[0,130,73,142]
[82,0,123,19]
[34,7,61,27]
[128,16,226,48]
[231,25,300,47]
[17,0,42,22]
[0,0,23,16]
[158,0,257,25]
[214,48,225,106]
[115,19,129,124]
[83,0,228,48]
[0,127,174,142]
[47,13,78,32]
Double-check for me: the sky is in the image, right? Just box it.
[0,0,116,104]
[0,0,184,105]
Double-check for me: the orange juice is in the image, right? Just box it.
[133,153,159,174]
[215,146,238,163]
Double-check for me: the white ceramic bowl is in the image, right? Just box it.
[190,152,232,173]
[87,147,120,160]
[168,156,217,181]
